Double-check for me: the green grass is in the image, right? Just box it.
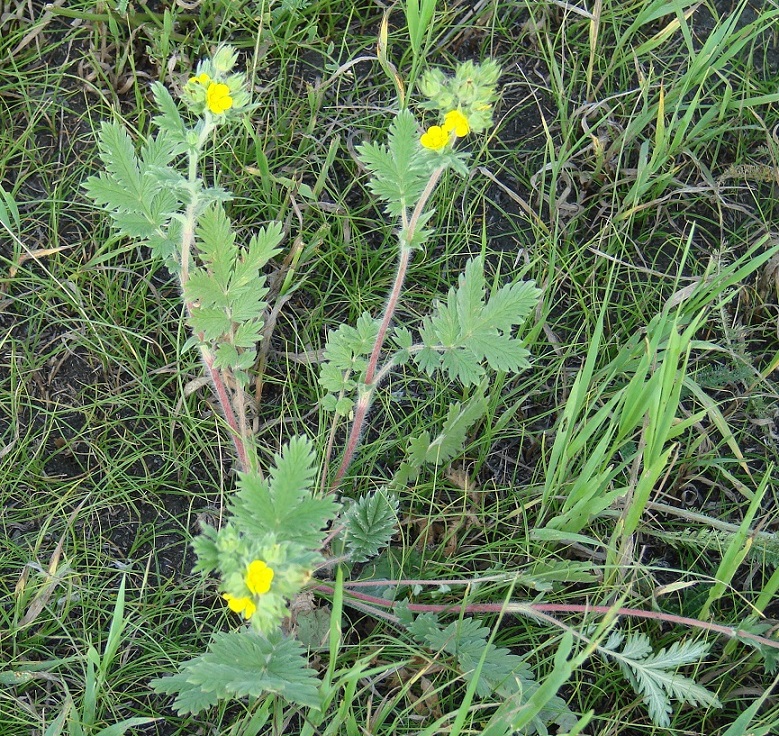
[2,0,779,733]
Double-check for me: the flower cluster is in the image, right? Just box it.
[420,109,471,151]
[187,73,233,115]
[419,60,501,135]
[182,46,249,119]
[222,559,275,620]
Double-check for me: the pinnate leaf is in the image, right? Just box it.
[343,490,399,562]
[231,437,337,547]
[150,629,320,714]
[357,110,431,217]
[417,257,539,385]
[601,632,721,728]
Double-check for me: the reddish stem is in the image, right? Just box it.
[330,245,411,489]
[313,584,779,651]
[366,244,411,385]
[202,350,249,472]
[330,166,446,489]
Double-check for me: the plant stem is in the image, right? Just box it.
[178,129,252,473]
[331,165,446,489]
[313,584,779,651]
[365,244,411,386]
[202,349,250,472]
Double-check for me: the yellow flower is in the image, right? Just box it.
[420,125,449,151]
[245,559,274,595]
[223,593,256,619]
[443,109,470,137]
[206,82,233,115]
[188,72,211,86]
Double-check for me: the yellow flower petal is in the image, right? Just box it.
[206,82,233,115]
[222,593,257,619]
[245,559,274,596]
[420,125,449,151]
[443,110,470,137]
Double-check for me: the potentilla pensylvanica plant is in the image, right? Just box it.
[82,42,766,731]
[84,43,541,716]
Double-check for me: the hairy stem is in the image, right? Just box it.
[178,130,252,473]
[202,349,250,472]
[313,583,779,651]
[331,165,446,489]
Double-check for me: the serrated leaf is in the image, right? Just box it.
[232,320,263,348]
[406,392,488,473]
[151,630,320,714]
[83,174,146,213]
[110,210,164,240]
[393,326,413,350]
[231,438,338,547]
[334,395,354,416]
[189,306,233,341]
[234,222,284,286]
[185,269,229,309]
[602,633,721,728]
[319,361,357,395]
[343,490,399,562]
[150,81,188,140]
[195,203,235,286]
[415,257,540,385]
[191,525,219,573]
[483,280,543,333]
[150,669,220,715]
[409,614,530,701]
[96,122,144,202]
[618,632,652,660]
[318,315,379,407]
[140,129,180,169]
[268,436,318,504]
[406,431,433,470]
[440,347,484,386]
[356,110,431,217]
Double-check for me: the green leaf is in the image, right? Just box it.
[191,525,219,573]
[188,306,233,341]
[601,632,721,728]
[195,202,236,286]
[93,718,158,736]
[235,222,284,286]
[408,614,539,703]
[268,436,318,506]
[95,122,144,202]
[150,630,320,714]
[343,490,399,562]
[150,670,220,715]
[184,269,230,309]
[83,174,147,214]
[83,123,183,256]
[356,110,431,217]
[404,391,488,479]
[231,437,338,548]
[416,257,540,385]
[150,81,188,141]
[318,313,380,409]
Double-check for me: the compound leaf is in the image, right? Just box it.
[150,629,320,714]
[343,490,399,562]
